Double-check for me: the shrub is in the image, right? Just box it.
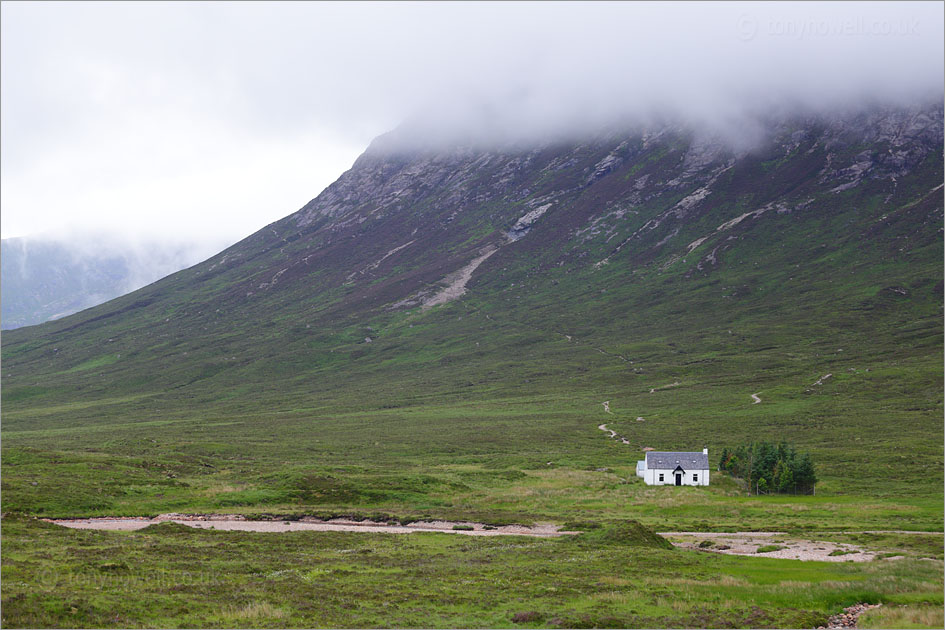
[511,611,544,624]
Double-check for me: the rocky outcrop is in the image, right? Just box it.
[818,603,882,629]
[507,204,553,241]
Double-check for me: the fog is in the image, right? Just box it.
[1,231,231,328]
[2,230,229,288]
[2,2,942,249]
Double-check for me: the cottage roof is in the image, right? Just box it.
[645,451,709,470]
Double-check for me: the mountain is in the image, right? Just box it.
[1,236,221,330]
[2,103,942,517]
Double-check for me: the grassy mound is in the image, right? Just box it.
[576,520,672,549]
[137,521,199,535]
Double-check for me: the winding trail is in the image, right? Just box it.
[598,422,630,445]
[751,392,761,404]
[601,401,612,414]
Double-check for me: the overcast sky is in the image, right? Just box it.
[2,1,942,249]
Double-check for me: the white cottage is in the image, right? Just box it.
[636,449,710,486]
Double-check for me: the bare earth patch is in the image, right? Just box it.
[660,531,879,562]
[423,247,498,309]
[45,515,577,538]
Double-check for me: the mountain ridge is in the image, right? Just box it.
[2,103,942,501]
[5,102,941,357]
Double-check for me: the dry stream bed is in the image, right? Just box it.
[46,516,931,562]
[45,515,574,537]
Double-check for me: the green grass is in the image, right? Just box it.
[755,545,786,554]
[1,377,941,531]
[64,353,121,373]
[859,605,945,629]
[2,516,941,629]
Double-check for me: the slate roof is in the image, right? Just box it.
[645,451,709,470]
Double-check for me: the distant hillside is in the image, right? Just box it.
[1,236,221,329]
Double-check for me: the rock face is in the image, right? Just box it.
[507,204,553,242]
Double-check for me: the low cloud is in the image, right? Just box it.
[2,2,941,244]
[1,231,229,328]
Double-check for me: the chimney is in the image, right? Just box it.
[703,448,708,455]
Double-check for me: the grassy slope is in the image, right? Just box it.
[3,175,940,528]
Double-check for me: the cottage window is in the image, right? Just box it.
[693,474,699,482]
[658,474,664,482]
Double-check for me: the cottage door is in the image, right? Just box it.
[675,473,682,486]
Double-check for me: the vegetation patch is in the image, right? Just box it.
[511,611,544,624]
[577,520,672,549]
[65,354,121,374]
[138,521,199,535]
[858,604,945,630]
[755,544,786,553]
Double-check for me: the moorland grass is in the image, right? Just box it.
[1,516,941,629]
[858,604,945,630]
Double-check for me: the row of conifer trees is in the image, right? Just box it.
[718,442,817,495]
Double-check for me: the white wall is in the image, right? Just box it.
[643,468,709,486]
